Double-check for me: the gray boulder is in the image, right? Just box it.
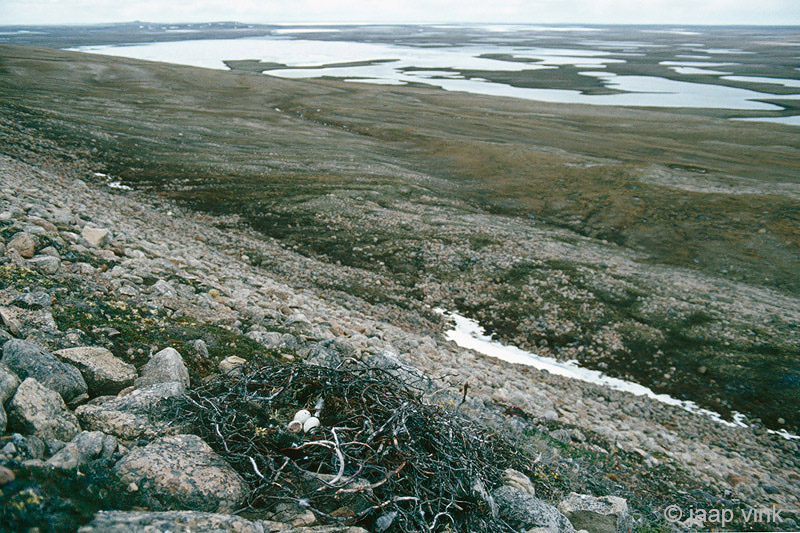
[0,404,5,433]
[134,347,189,392]
[558,492,631,533]
[493,485,576,533]
[114,434,247,512]
[77,511,267,533]
[8,378,81,441]
[2,339,88,403]
[54,346,137,396]
[75,381,184,441]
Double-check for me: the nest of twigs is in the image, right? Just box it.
[173,359,527,532]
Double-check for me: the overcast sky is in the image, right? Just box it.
[2,0,799,26]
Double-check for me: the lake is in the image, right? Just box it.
[65,24,800,119]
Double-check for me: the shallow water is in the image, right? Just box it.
[68,26,800,115]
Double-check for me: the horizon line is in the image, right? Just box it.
[3,20,800,28]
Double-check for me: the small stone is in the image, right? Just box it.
[134,348,189,392]
[7,232,37,258]
[26,255,60,274]
[54,346,137,396]
[100,434,118,459]
[188,339,209,359]
[0,363,21,403]
[81,226,111,247]
[47,430,106,470]
[218,356,246,375]
[0,465,15,486]
[30,217,57,232]
[291,510,317,527]
[503,468,536,496]
[12,291,51,310]
[0,307,22,337]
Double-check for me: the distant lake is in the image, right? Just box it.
[67,24,800,119]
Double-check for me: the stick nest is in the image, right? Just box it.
[173,359,527,532]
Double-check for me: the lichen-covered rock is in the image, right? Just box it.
[2,339,87,403]
[54,346,137,396]
[75,381,184,441]
[558,492,631,533]
[77,510,267,533]
[8,378,81,441]
[113,434,247,512]
[493,485,576,533]
[133,347,189,392]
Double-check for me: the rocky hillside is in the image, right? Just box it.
[0,145,798,532]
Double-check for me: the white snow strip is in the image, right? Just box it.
[437,309,799,439]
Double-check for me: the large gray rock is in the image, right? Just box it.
[558,492,631,533]
[75,381,184,441]
[81,225,111,248]
[0,404,5,433]
[8,378,81,441]
[0,363,21,403]
[7,232,37,258]
[77,511,267,533]
[493,485,576,533]
[54,346,137,396]
[134,347,189,392]
[2,339,88,403]
[114,434,247,512]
